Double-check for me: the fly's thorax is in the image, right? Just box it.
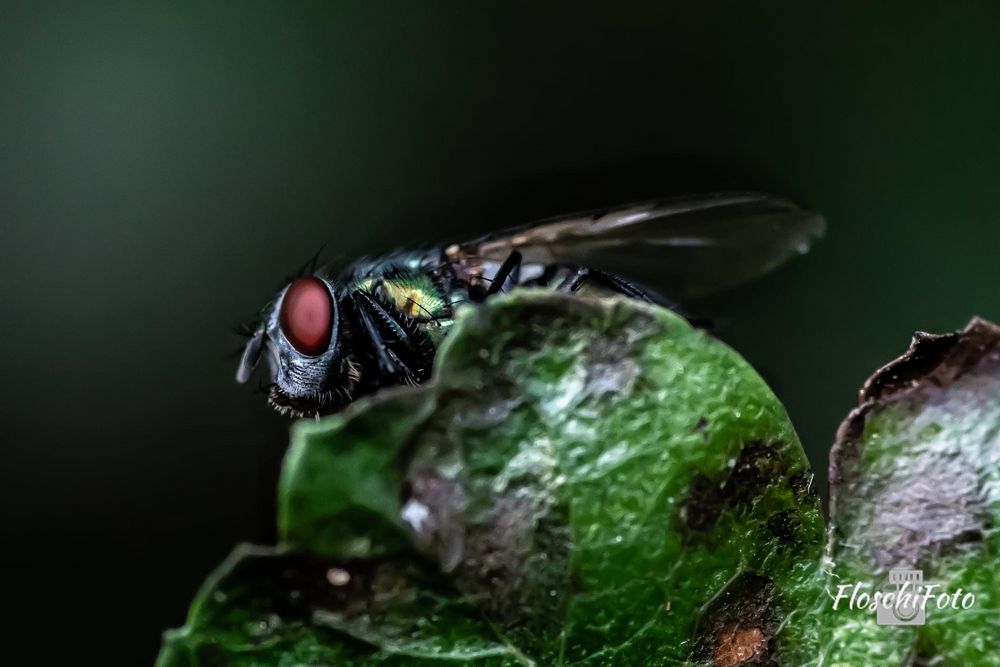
[347,259,453,322]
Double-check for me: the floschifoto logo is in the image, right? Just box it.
[831,569,976,626]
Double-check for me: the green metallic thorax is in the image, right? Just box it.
[341,250,461,344]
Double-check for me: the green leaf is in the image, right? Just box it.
[156,544,521,667]
[278,390,437,559]
[273,291,825,665]
[822,318,1000,665]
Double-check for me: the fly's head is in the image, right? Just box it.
[236,276,357,417]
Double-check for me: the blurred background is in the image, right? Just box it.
[2,2,998,664]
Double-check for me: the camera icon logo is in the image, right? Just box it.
[875,569,926,626]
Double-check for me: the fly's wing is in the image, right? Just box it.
[456,193,825,301]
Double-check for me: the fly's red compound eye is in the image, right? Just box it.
[279,277,333,356]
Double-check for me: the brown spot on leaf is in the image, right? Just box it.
[693,572,776,666]
[714,626,768,667]
[722,441,781,506]
[679,440,792,534]
[788,471,813,504]
[681,474,724,530]
[765,509,799,543]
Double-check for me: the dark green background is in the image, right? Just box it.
[2,2,997,664]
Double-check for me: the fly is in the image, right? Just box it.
[236,193,825,417]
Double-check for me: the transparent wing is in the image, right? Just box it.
[459,192,825,300]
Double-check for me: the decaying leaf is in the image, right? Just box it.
[822,318,1000,665]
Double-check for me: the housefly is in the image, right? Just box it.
[236,193,824,416]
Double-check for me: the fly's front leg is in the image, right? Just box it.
[352,291,403,378]
[351,290,434,384]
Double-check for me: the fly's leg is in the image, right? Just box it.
[522,263,561,287]
[556,268,714,328]
[486,250,523,296]
[556,268,653,302]
[351,290,434,384]
[352,291,403,377]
